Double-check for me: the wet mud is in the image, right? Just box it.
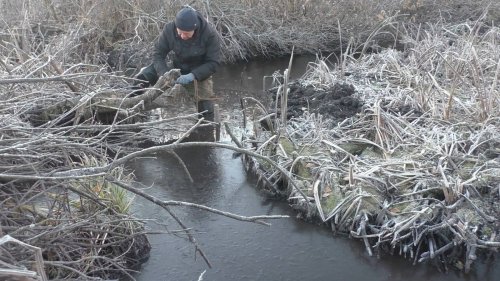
[270,81,363,123]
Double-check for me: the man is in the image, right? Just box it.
[135,6,221,122]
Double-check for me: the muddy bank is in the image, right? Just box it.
[270,81,363,124]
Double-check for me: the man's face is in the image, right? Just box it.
[177,28,195,40]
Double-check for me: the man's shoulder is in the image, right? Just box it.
[163,21,176,32]
[199,20,217,39]
[160,22,177,41]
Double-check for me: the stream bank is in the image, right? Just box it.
[243,20,500,274]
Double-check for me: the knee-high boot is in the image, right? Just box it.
[197,100,214,122]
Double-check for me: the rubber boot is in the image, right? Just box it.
[197,100,215,122]
[195,100,215,141]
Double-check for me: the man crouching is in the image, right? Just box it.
[135,6,221,123]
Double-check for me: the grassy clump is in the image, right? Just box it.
[71,154,134,214]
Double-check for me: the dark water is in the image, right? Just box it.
[128,57,499,281]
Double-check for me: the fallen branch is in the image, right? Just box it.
[106,177,288,268]
[106,177,288,226]
[0,142,310,206]
[0,72,103,84]
[0,235,48,281]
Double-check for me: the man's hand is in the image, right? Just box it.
[176,73,195,85]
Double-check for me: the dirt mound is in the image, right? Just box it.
[270,81,363,123]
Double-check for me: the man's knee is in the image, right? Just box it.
[194,77,215,100]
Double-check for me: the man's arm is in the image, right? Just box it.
[190,31,221,81]
[152,24,172,76]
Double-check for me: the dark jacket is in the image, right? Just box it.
[153,12,221,81]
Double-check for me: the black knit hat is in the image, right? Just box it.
[175,7,199,31]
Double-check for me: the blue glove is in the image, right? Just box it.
[176,73,195,85]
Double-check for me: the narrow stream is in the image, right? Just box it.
[128,57,499,281]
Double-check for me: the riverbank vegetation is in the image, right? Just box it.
[1,0,498,67]
[1,0,499,279]
[246,13,499,273]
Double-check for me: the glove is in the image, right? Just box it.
[176,73,195,85]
